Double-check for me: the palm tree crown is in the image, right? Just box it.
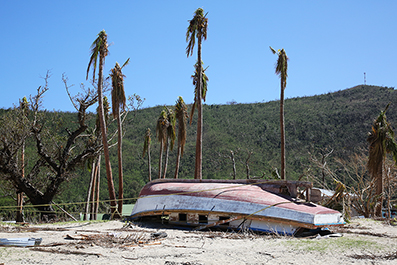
[87,30,108,81]
[270,47,288,90]
[156,109,169,179]
[110,62,127,117]
[143,128,152,158]
[186,8,208,57]
[190,62,208,123]
[165,107,176,151]
[156,110,169,149]
[174,97,189,179]
[175,96,188,156]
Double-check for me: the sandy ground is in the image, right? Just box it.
[0,218,396,265]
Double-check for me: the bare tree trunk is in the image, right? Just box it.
[280,82,286,180]
[375,161,383,217]
[230,151,236,180]
[94,156,101,220]
[84,159,96,220]
[174,144,181,179]
[158,140,163,179]
[148,145,152,182]
[386,166,391,221]
[16,142,25,223]
[195,36,203,179]
[97,54,118,218]
[89,160,98,220]
[163,139,169,179]
[116,112,123,217]
[245,151,252,179]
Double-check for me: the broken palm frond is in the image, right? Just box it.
[322,180,346,209]
[307,150,397,220]
[349,178,378,218]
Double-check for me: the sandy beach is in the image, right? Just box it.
[0,218,396,265]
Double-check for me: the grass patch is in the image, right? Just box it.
[0,247,19,258]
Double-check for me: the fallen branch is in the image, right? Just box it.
[30,248,102,257]
[349,251,397,260]
[334,229,397,238]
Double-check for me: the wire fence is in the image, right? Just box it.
[0,180,311,223]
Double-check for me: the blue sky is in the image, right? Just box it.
[1,1,396,112]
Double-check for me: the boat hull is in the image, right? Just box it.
[130,179,344,235]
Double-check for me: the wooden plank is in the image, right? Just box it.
[197,216,243,230]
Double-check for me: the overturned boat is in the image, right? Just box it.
[130,179,344,235]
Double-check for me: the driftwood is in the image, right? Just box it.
[30,248,102,257]
[349,252,397,260]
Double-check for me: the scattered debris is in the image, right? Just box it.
[164,261,204,265]
[151,232,168,239]
[314,233,343,239]
[62,232,161,249]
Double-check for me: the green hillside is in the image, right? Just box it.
[2,85,397,208]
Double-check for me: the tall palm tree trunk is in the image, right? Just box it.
[97,54,118,217]
[16,142,25,223]
[116,110,123,216]
[195,36,203,180]
[231,150,236,180]
[147,145,152,182]
[174,143,181,179]
[158,140,163,179]
[375,161,383,217]
[89,160,99,220]
[280,83,286,180]
[163,139,170,179]
[94,156,101,220]
[84,159,96,220]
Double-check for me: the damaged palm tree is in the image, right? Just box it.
[367,103,397,217]
[186,8,208,180]
[86,30,118,218]
[110,59,129,218]
[270,46,288,180]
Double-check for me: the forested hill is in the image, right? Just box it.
[3,85,397,203]
[93,84,395,201]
